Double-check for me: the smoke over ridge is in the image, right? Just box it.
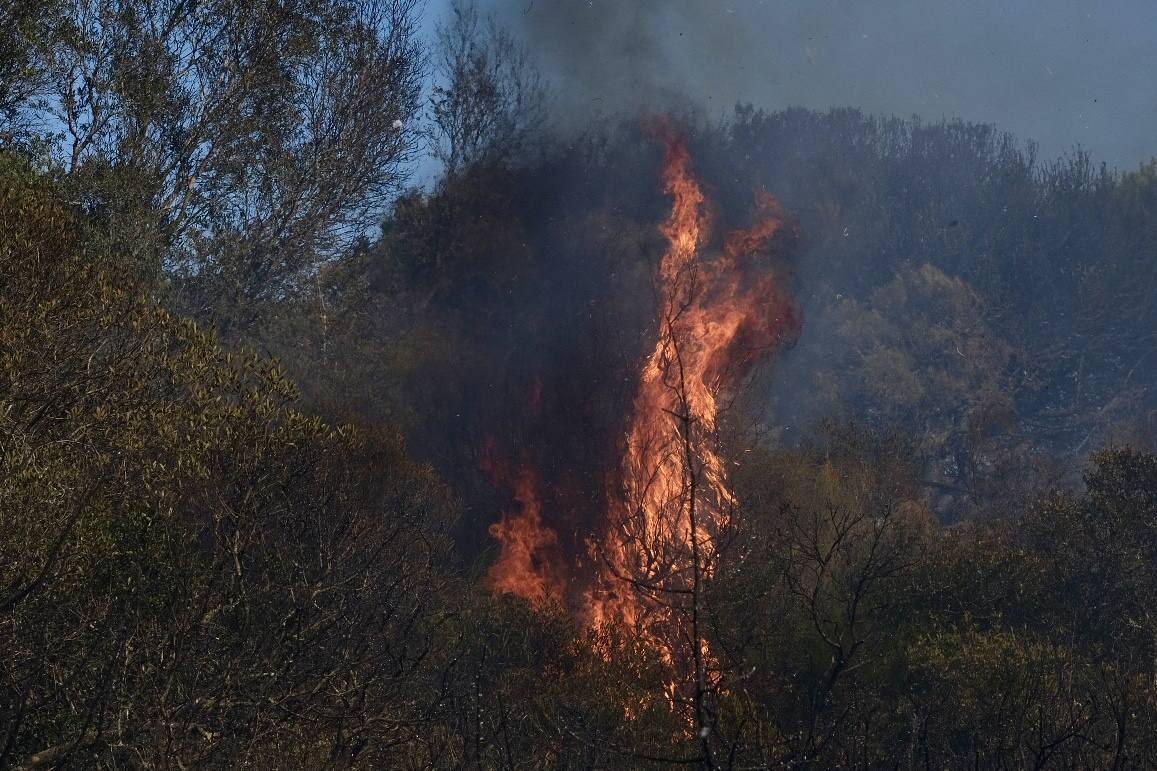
[473,0,1157,169]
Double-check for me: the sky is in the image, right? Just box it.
[424,0,1157,170]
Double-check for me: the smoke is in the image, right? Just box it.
[487,0,773,123]
[398,0,1157,568]
[478,0,1157,170]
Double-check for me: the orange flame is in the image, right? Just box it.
[587,126,799,664]
[482,126,799,686]
[482,440,567,608]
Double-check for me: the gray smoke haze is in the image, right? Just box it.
[447,0,1157,170]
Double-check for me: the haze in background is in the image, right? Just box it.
[428,0,1157,170]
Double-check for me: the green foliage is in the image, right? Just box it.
[701,430,1157,767]
[715,428,933,765]
[6,36,1157,763]
[2,0,426,324]
[907,626,1126,769]
[0,152,455,767]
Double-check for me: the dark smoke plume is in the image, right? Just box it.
[493,0,763,122]
[481,0,1157,169]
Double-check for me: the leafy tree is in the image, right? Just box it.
[712,426,932,766]
[428,0,548,176]
[0,0,64,138]
[4,0,424,325]
[781,264,1030,518]
[0,152,454,767]
[900,448,1157,768]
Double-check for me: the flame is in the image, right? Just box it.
[482,440,567,608]
[481,125,799,692]
[587,126,799,670]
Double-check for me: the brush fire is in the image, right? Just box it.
[482,125,801,680]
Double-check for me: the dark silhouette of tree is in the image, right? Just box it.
[428,0,548,176]
[4,0,425,328]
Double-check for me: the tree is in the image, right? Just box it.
[5,0,424,326]
[428,0,548,175]
[0,151,455,767]
[898,448,1157,768]
[1019,449,1157,674]
[770,262,1043,520]
[906,625,1146,769]
[0,0,64,139]
[716,427,931,767]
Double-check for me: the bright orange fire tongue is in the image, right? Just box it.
[588,127,799,645]
[482,440,567,608]
[483,127,799,653]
